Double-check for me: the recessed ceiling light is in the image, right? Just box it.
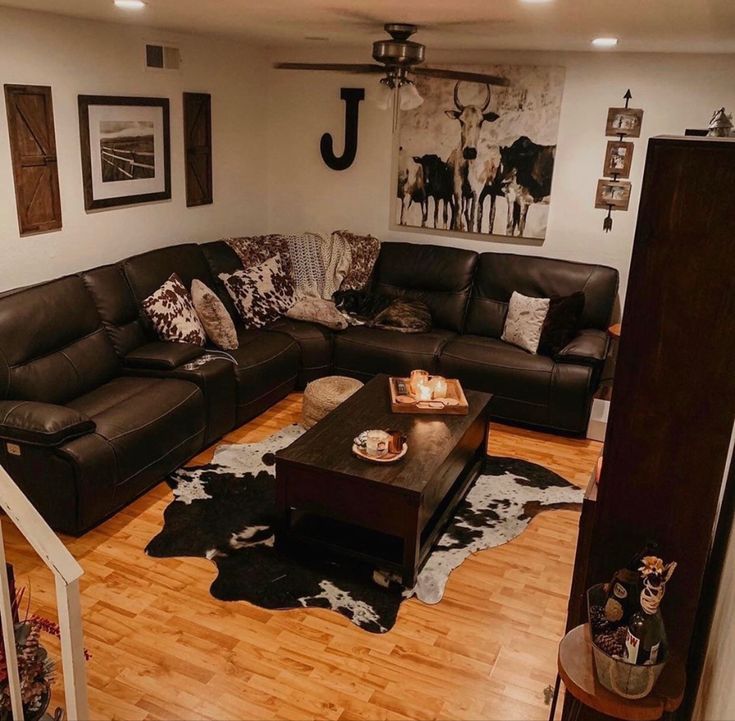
[114,0,146,9]
[520,0,554,4]
[592,37,619,48]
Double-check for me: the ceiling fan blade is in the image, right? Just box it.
[412,67,510,86]
[274,62,385,74]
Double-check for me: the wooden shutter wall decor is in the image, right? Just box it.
[4,85,62,235]
[183,92,212,207]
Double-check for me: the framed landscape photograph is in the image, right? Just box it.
[603,140,634,178]
[606,107,644,137]
[78,95,171,210]
[595,179,632,210]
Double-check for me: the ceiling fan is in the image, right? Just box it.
[274,23,510,122]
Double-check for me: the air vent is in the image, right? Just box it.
[145,44,181,71]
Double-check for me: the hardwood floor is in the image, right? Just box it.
[3,394,601,721]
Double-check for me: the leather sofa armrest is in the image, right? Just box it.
[0,401,95,447]
[124,342,204,371]
[555,329,609,366]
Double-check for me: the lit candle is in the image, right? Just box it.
[417,382,433,401]
[430,376,448,399]
[410,369,429,397]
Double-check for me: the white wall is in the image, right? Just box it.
[0,7,269,291]
[695,522,735,720]
[265,47,735,307]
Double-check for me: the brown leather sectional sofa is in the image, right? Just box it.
[0,240,617,534]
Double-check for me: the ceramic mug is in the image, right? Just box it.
[365,430,390,458]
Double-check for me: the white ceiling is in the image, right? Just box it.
[2,0,735,53]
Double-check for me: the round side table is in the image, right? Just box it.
[549,624,685,721]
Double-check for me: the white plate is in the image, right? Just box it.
[352,443,408,464]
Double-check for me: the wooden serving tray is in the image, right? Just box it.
[389,376,469,415]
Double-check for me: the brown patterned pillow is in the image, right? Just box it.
[334,230,381,292]
[190,279,239,351]
[142,273,206,346]
[225,236,293,276]
[220,254,296,329]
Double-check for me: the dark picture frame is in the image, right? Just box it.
[603,140,634,178]
[78,95,171,210]
[595,178,632,210]
[605,107,644,138]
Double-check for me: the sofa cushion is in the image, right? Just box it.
[372,242,478,332]
[142,273,207,346]
[268,318,333,386]
[0,276,120,405]
[66,376,205,489]
[333,326,455,380]
[200,240,245,319]
[82,264,147,357]
[122,244,217,339]
[439,335,555,405]
[226,329,299,420]
[465,252,618,338]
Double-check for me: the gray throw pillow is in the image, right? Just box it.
[191,279,239,351]
[501,291,551,354]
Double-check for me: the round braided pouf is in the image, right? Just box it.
[301,375,364,429]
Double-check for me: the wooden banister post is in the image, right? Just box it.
[55,577,89,720]
[0,521,24,721]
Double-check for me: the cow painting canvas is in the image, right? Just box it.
[394,64,565,240]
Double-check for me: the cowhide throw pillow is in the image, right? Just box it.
[538,291,585,357]
[220,254,296,329]
[334,230,381,292]
[191,279,239,351]
[501,291,550,354]
[142,273,206,346]
[285,298,348,331]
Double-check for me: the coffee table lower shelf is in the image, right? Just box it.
[276,456,484,586]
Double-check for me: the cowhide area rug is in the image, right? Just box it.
[146,425,583,633]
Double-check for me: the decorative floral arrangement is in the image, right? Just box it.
[0,586,55,721]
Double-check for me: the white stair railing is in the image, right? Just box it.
[0,464,89,720]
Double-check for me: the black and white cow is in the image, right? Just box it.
[498,135,556,237]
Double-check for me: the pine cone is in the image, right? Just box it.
[590,605,613,634]
[594,630,626,657]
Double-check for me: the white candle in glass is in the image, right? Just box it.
[417,382,433,401]
[431,377,448,399]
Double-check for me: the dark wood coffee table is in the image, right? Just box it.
[275,374,492,585]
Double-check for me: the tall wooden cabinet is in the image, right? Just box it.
[563,137,735,719]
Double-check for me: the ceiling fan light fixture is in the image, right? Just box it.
[399,82,424,111]
[375,80,394,111]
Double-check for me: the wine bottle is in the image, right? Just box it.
[603,541,659,624]
[624,558,676,666]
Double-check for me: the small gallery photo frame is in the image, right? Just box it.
[603,140,634,178]
[595,179,632,210]
[606,107,644,138]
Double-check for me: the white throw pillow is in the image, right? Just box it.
[501,291,551,354]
